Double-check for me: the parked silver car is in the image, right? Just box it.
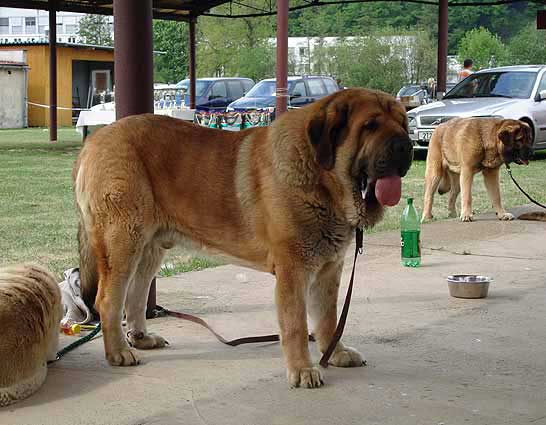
[408,65,546,151]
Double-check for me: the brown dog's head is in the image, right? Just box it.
[498,119,533,165]
[305,88,413,228]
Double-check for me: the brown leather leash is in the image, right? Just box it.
[159,228,364,368]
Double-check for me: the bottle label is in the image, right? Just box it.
[401,230,421,258]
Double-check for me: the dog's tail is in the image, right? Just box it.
[78,220,99,313]
[437,168,451,195]
[518,211,546,221]
[74,157,99,313]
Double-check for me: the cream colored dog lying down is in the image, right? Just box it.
[0,264,62,407]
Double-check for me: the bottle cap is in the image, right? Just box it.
[407,197,414,204]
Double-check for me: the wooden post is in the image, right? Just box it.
[113,0,154,118]
[436,0,448,99]
[276,0,289,116]
[113,0,157,317]
[189,17,197,110]
[48,0,57,142]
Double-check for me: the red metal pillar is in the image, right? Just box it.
[113,0,154,118]
[188,17,197,110]
[276,0,289,115]
[113,0,157,317]
[48,0,57,142]
[437,0,448,99]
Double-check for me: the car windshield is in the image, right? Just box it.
[397,86,421,97]
[176,80,210,97]
[444,71,536,100]
[246,80,294,98]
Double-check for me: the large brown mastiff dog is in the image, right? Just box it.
[73,89,413,388]
[422,117,532,223]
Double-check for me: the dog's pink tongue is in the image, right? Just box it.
[375,176,402,207]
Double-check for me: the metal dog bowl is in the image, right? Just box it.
[447,275,491,299]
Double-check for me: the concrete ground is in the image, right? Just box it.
[2,206,546,425]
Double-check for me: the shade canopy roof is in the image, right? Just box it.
[0,0,231,21]
[1,1,540,21]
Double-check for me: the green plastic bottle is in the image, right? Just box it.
[400,197,421,267]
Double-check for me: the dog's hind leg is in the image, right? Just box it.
[125,243,167,350]
[459,165,475,222]
[422,167,442,222]
[422,133,444,222]
[308,260,365,369]
[94,227,145,367]
[437,167,451,195]
[447,170,460,218]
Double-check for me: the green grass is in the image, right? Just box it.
[0,128,216,279]
[1,127,546,279]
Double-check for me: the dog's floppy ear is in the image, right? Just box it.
[498,125,515,145]
[307,102,350,170]
[520,121,533,145]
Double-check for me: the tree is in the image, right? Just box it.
[457,27,508,70]
[196,5,275,80]
[508,24,546,65]
[77,15,112,46]
[311,36,406,94]
[288,2,542,54]
[153,20,189,83]
[382,29,436,84]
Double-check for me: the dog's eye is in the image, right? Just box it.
[363,119,378,131]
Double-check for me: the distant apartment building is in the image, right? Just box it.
[0,7,113,44]
[268,36,417,76]
[268,36,460,84]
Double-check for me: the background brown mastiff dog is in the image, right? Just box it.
[422,117,532,223]
[73,88,413,388]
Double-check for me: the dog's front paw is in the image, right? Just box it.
[106,347,140,366]
[421,214,433,223]
[127,331,168,349]
[460,213,474,222]
[329,346,366,368]
[497,212,515,221]
[287,366,324,389]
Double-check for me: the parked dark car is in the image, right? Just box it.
[226,75,340,115]
[175,77,255,111]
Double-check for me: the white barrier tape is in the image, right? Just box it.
[27,101,90,111]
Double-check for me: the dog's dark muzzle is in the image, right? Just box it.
[506,145,532,165]
[374,136,413,178]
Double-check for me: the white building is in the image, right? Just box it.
[268,36,417,76]
[0,7,112,44]
[0,50,28,128]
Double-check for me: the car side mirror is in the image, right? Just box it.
[537,90,546,102]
